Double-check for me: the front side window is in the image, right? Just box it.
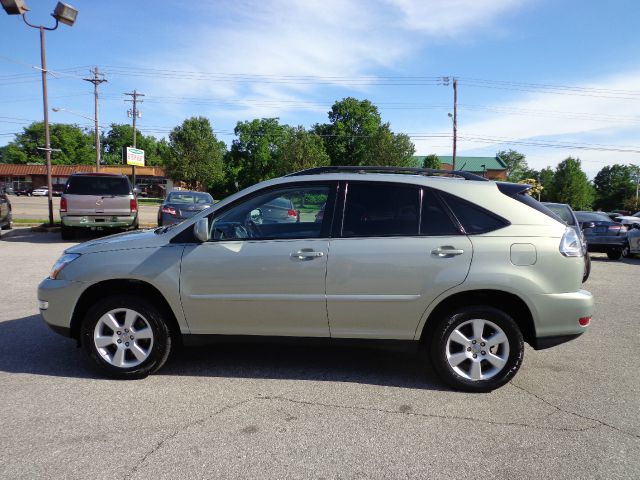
[210,186,330,241]
[342,183,420,237]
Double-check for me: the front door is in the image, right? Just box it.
[326,182,473,339]
[180,183,335,337]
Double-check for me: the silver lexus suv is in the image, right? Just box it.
[60,173,138,240]
[38,167,594,392]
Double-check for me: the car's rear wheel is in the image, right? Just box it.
[60,225,74,240]
[606,249,622,260]
[621,243,631,258]
[430,306,524,392]
[80,295,172,379]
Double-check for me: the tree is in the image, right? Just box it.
[228,118,290,189]
[164,117,226,190]
[497,149,528,182]
[546,157,594,210]
[102,124,165,166]
[277,126,330,176]
[422,154,441,169]
[592,164,636,211]
[363,125,415,166]
[518,178,543,199]
[538,167,555,201]
[1,122,94,165]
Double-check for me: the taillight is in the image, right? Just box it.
[287,209,298,218]
[161,206,176,216]
[559,227,583,257]
[579,316,591,326]
[130,198,137,213]
[60,197,67,212]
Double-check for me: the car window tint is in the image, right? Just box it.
[66,176,130,196]
[575,212,612,223]
[543,204,576,225]
[211,186,329,241]
[169,192,212,204]
[440,192,508,234]
[421,189,460,235]
[343,183,419,237]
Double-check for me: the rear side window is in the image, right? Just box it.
[544,204,576,226]
[421,189,460,235]
[440,192,508,234]
[343,183,420,237]
[66,176,131,196]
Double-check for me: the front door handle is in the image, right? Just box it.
[431,246,465,257]
[290,249,325,260]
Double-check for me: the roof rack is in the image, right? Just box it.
[286,166,489,181]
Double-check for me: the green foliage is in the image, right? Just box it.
[546,157,594,210]
[592,164,636,211]
[2,122,95,164]
[497,149,529,182]
[164,117,226,190]
[363,126,415,166]
[314,97,383,166]
[422,154,441,169]
[518,178,543,198]
[229,118,290,188]
[538,167,555,201]
[277,126,330,175]
[102,124,165,166]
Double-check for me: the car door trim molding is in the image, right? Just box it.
[188,293,326,302]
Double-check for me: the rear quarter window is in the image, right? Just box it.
[66,176,131,196]
[439,192,509,234]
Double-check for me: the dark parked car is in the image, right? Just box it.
[543,202,590,282]
[14,187,33,196]
[157,191,215,226]
[575,211,628,260]
[0,189,13,237]
[52,184,65,197]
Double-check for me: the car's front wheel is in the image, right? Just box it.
[80,295,172,379]
[430,306,524,392]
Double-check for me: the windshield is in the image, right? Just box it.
[167,192,213,204]
[575,212,612,223]
[66,176,131,196]
[543,204,576,226]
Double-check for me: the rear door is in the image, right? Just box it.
[64,176,132,216]
[326,182,472,340]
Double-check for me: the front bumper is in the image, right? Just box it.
[37,278,86,337]
[531,289,594,349]
[61,214,136,228]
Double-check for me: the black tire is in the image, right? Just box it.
[606,249,622,260]
[430,306,524,392]
[1,222,11,230]
[60,225,74,240]
[621,243,631,259]
[80,295,172,379]
[582,253,591,283]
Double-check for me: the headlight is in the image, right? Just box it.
[559,227,583,257]
[50,253,80,279]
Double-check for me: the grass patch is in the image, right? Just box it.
[137,198,163,205]
[13,218,50,224]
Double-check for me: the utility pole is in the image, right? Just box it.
[83,66,107,172]
[452,78,458,171]
[124,90,144,186]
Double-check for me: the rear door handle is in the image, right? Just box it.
[431,246,465,257]
[290,249,325,260]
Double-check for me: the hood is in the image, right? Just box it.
[65,228,170,254]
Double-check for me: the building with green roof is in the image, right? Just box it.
[413,155,507,180]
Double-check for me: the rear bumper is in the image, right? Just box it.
[531,289,593,347]
[61,214,136,228]
[585,236,626,251]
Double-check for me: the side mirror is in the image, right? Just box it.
[581,221,595,230]
[249,208,263,224]
[194,217,209,242]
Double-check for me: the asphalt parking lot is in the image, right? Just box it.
[0,229,638,479]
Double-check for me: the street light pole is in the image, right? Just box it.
[2,1,79,226]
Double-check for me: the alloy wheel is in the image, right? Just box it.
[93,308,154,368]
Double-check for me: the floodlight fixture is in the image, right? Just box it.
[52,1,77,26]
[1,0,29,15]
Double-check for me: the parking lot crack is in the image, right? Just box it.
[260,395,600,433]
[124,396,256,480]
[510,382,640,440]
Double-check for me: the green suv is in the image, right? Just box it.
[38,167,593,392]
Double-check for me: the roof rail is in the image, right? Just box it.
[286,165,489,181]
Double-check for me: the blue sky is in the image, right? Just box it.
[1,0,639,177]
